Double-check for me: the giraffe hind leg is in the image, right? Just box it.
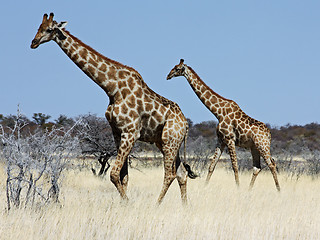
[157,154,176,205]
[155,140,176,204]
[157,140,188,204]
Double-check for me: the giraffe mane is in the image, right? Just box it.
[63,30,143,79]
[147,85,174,105]
[64,30,172,106]
[187,65,230,101]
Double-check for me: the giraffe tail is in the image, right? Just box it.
[183,124,189,162]
[176,152,198,179]
[181,124,197,179]
[183,163,198,179]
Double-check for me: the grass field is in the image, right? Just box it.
[0,164,319,240]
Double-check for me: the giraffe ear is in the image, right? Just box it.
[57,21,68,29]
[54,28,67,40]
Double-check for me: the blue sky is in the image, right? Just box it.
[1,1,319,126]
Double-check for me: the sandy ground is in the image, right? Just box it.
[0,164,319,240]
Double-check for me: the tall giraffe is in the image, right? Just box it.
[31,13,197,204]
[167,59,280,191]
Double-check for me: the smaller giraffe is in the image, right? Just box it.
[167,59,280,191]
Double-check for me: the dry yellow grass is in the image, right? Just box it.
[0,165,319,240]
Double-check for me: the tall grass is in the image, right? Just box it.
[0,165,319,239]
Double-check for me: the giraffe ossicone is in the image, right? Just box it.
[167,59,280,191]
[31,13,197,204]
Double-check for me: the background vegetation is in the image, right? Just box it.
[0,110,319,239]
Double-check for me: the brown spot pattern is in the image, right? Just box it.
[166,60,280,191]
[32,22,192,202]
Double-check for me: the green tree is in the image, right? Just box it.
[55,114,75,127]
[32,113,51,126]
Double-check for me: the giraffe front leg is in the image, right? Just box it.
[249,167,261,190]
[249,146,261,190]
[226,140,240,186]
[109,126,130,194]
[258,147,280,192]
[206,143,225,184]
[110,132,136,201]
[120,159,129,192]
[269,158,281,192]
[266,157,281,192]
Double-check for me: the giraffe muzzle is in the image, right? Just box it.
[31,39,40,49]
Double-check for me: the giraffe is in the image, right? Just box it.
[167,59,280,191]
[31,13,197,204]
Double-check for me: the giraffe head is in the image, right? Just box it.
[31,13,68,49]
[166,59,187,80]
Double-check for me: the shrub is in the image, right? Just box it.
[0,109,81,210]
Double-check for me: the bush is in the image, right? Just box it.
[0,110,81,210]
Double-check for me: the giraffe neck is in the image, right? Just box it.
[54,29,141,98]
[184,66,231,120]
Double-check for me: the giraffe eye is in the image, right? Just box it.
[46,29,53,33]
